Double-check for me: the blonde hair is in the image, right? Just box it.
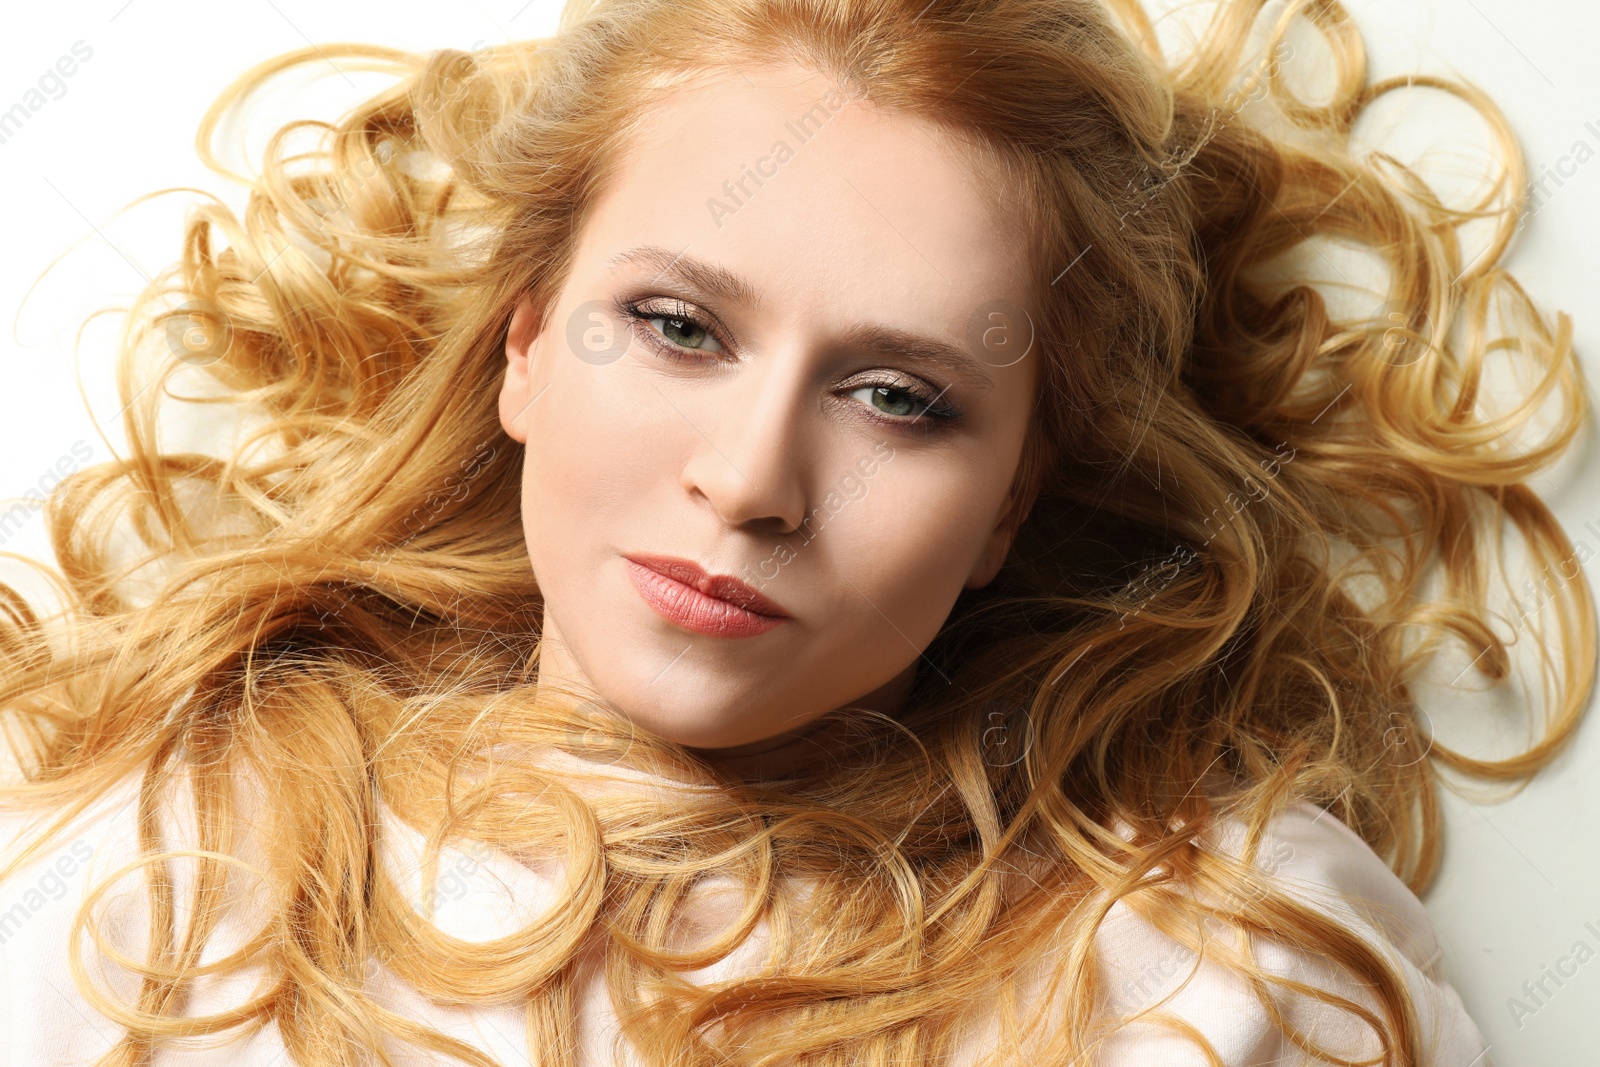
[1,0,1592,1063]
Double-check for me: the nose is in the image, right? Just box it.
[678,354,810,534]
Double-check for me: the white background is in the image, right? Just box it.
[0,1,1597,1063]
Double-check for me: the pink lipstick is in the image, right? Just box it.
[623,552,789,638]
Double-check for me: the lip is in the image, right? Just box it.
[622,552,790,638]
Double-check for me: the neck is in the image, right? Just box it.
[684,659,920,783]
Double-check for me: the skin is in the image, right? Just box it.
[497,61,1039,781]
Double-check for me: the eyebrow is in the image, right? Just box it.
[604,244,996,391]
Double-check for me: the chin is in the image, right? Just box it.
[590,683,740,749]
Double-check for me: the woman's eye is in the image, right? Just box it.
[847,384,930,419]
[648,314,722,353]
[844,382,962,431]
[621,298,961,430]
[626,303,725,356]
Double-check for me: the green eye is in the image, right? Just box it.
[620,297,962,433]
[847,385,925,418]
[622,299,727,359]
[645,313,723,354]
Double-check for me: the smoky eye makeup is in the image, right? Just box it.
[612,294,966,433]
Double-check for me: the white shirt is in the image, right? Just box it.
[0,758,1493,1066]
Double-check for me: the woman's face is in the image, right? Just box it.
[498,61,1038,770]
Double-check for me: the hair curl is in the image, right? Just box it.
[0,0,1592,1064]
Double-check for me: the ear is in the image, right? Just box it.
[964,480,1039,590]
[498,292,543,445]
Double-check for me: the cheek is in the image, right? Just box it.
[825,469,994,635]
[519,365,684,565]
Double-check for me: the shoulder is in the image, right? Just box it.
[0,764,537,1063]
[1085,801,1493,1067]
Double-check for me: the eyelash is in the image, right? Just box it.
[616,298,964,432]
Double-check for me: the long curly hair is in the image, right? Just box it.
[1,0,1592,1063]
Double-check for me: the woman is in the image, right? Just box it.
[0,0,1590,1063]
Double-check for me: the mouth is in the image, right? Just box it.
[622,552,789,638]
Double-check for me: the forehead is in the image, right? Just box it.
[575,62,1036,344]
